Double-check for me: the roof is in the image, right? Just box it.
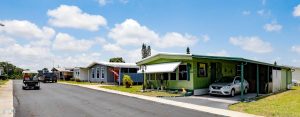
[52,67,73,72]
[137,52,291,69]
[137,62,181,73]
[136,52,192,65]
[22,70,38,74]
[86,62,138,68]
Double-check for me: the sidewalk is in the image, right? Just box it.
[59,82,262,117]
[0,80,14,117]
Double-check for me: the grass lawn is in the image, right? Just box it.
[229,86,300,117]
[58,80,100,85]
[100,85,182,97]
[0,79,9,87]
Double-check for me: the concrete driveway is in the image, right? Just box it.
[13,80,222,117]
[163,93,256,110]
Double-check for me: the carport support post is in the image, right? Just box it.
[240,63,244,101]
[267,66,269,93]
[119,67,121,86]
[256,65,259,97]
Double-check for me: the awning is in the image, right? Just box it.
[138,62,181,73]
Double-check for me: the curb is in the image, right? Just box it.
[59,82,262,117]
[0,80,14,117]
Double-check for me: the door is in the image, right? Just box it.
[211,63,216,83]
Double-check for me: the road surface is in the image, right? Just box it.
[13,80,222,117]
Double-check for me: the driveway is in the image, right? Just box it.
[13,80,222,117]
[163,93,257,110]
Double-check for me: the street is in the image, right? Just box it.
[13,80,222,117]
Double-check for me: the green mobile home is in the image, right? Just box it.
[136,53,292,98]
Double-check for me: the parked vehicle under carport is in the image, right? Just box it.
[22,71,40,90]
[39,73,57,83]
[209,76,249,97]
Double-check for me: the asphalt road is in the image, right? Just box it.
[13,80,223,117]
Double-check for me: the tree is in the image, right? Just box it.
[0,62,23,79]
[147,45,151,57]
[109,57,125,63]
[141,43,151,59]
[141,43,147,59]
[186,47,190,54]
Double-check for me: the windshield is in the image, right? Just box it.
[216,76,234,83]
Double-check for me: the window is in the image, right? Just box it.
[179,65,188,80]
[101,67,104,79]
[197,63,207,77]
[170,72,176,80]
[129,68,138,73]
[92,68,95,78]
[163,73,169,80]
[96,67,100,78]
[121,68,128,73]
[150,74,155,80]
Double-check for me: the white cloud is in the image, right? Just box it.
[108,19,160,46]
[98,0,109,6]
[229,36,273,53]
[0,20,55,40]
[52,33,94,52]
[257,9,271,17]
[48,5,107,31]
[293,4,300,17]
[201,34,210,42]
[207,50,229,56]
[0,35,16,47]
[263,22,282,32]
[54,53,102,68]
[157,32,197,48]
[292,46,300,54]
[103,43,125,54]
[242,11,251,15]
[108,19,198,48]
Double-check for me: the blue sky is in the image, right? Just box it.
[0,0,300,70]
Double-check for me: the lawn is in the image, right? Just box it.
[58,80,100,85]
[229,86,300,117]
[100,85,182,97]
[0,79,9,87]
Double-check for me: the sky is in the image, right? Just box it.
[0,0,300,70]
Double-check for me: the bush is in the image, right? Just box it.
[122,75,133,88]
[75,78,81,82]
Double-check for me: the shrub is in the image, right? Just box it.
[122,75,133,88]
[75,78,81,82]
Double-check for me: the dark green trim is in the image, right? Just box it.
[240,63,244,101]
[192,55,290,69]
[256,64,259,97]
[267,66,270,93]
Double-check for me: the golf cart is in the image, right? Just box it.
[22,70,40,90]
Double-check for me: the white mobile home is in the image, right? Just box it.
[73,67,88,81]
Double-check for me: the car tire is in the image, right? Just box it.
[244,87,248,94]
[231,89,235,97]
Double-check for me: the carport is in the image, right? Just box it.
[237,60,292,101]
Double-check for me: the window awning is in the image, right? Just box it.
[138,62,181,73]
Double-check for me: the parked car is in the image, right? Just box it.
[39,73,57,83]
[209,76,249,97]
[22,71,40,90]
